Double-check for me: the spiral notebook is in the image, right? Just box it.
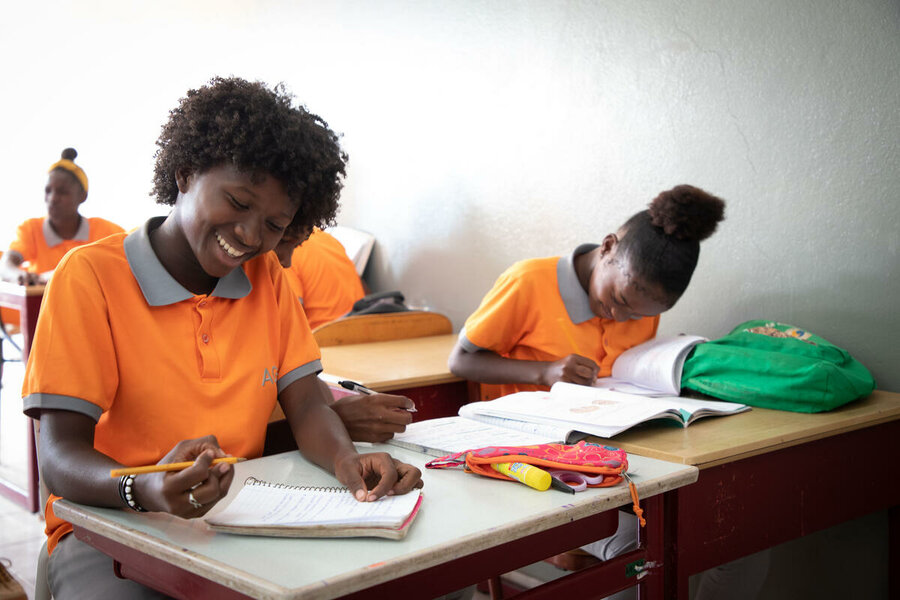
[205,477,423,539]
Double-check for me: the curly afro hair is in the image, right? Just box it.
[616,184,725,304]
[152,76,347,235]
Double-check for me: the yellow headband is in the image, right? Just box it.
[48,159,89,193]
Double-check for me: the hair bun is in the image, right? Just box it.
[648,184,725,241]
[61,147,78,160]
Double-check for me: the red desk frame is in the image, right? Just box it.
[0,282,43,512]
[663,418,900,598]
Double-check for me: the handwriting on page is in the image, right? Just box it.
[213,485,418,527]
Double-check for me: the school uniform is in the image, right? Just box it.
[9,216,124,274]
[23,217,322,555]
[459,243,660,397]
[1,216,124,326]
[284,228,364,329]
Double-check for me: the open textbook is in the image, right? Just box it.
[593,334,707,396]
[389,381,749,456]
[456,381,749,440]
[390,334,746,455]
[206,477,423,540]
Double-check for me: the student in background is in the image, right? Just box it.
[274,229,413,443]
[449,186,764,599]
[0,148,124,331]
[0,148,124,285]
[274,226,365,329]
[23,77,422,600]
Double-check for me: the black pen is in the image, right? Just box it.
[549,475,576,494]
[339,379,377,395]
[338,380,417,412]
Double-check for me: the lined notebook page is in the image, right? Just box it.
[207,480,421,529]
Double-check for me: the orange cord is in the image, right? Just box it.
[625,474,646,527]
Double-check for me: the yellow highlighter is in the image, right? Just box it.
[492,462,551,491]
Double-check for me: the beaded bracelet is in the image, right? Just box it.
[118,474,148,512]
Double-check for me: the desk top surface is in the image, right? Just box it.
[319,333,460,391]
[55,445,697,600]
[589,390,900,469]
[0,281,45,298]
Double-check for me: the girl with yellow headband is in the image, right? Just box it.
[0,148,124,286]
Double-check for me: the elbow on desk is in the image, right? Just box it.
[446,343,469,379]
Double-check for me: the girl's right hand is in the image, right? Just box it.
[542,354,600,387]
[132,435,235,518]
[17,269,44,286]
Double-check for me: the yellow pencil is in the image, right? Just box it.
[109,457,245,478]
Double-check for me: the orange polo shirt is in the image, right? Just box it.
[285,228,364,329]
[9,216,124,274]
[2,216,124,327]
[23,217,321,553]
[460,244,659,398]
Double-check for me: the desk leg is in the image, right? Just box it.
[0,292,42,512]
[891,504,899,600]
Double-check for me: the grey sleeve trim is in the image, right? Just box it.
[23,393,104,422]
[277,359,323,393]
[457,328,487,353]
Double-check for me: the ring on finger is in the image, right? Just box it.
[188,491,203,509]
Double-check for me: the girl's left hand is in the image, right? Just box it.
[333,451,423,502]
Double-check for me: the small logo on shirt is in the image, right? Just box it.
[261,366,279,387]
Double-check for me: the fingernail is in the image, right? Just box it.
[355,489,366,501]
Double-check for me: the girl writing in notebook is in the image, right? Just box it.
[448,185,726,395]
[23,77,422,600]
[449,186,746,598]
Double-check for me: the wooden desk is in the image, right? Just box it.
[319,333,466,422]
[0,282,44,512]
[54,445,698,599]
[589,390,900,598]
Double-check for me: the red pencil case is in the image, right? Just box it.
[426,441,644,525]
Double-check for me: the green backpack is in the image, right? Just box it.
[681,320,876,413]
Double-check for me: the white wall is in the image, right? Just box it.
[1,1,897,595]
[2,0,896,390]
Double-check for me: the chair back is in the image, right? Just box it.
[325,226,375,276]
[312,311,452,347]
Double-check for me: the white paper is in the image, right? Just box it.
[207,483,420,529]
[389,416,560,456]
[602,334,707,395]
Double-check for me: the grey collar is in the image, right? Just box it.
[43,217,90,247]
[123,217,252,306]
[557,243,598,324]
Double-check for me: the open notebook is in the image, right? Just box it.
[205,477,423,540]
[388,415,562,458]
